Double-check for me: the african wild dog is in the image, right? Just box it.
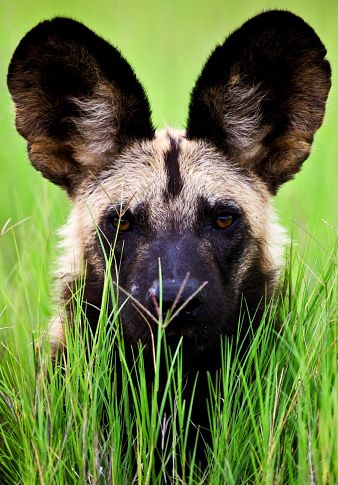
[8,11,330,365]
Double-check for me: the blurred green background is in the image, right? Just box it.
[0,0,337,315]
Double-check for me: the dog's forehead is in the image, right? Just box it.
[82,128,269,227]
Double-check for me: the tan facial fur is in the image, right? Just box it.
[57,128,287,288]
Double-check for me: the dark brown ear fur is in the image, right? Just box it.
[186,10,331,193]
[7,17,154,195]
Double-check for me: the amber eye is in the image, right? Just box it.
[215,214,234,229]
[112,216,131,232]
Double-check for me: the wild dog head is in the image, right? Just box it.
[8,11,331,353]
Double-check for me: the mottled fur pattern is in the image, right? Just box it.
[48,129,288,350]
[8,11,331,360]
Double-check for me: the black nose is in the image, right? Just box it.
[147,278,204,318]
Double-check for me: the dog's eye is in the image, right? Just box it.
[215,214,234,229]
[112,216,131,232]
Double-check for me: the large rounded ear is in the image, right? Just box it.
[186,10,331,194]
[8,18,154,196]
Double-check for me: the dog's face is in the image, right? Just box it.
[78,130,278,347]
[8,11,330,350]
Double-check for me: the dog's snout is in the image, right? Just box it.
[147,278,204,318]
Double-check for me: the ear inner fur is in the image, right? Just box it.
[186,10,331,193]
[7,17,154,195]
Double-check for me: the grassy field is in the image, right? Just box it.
[0,0,337,483]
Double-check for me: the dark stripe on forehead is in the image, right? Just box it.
[164,135,183,200]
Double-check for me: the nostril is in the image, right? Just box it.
[183,296,202,315]
[147,278,204,318]
[146,286,177,316]
[161,300,174,314]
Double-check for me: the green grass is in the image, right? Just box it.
[0,241,336,483]
[0,0,337,483]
